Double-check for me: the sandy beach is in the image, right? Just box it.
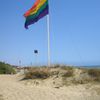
[0,74,100,100]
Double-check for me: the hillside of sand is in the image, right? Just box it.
[0,67,100,100]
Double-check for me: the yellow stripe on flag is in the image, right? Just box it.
[30,0,47,15]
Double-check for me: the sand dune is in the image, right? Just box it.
[0,74,100,100]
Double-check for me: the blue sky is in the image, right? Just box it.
[0,0,100,66]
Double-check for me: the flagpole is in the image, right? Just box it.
[47,14,51,67]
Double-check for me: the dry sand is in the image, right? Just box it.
[0,74,100,100]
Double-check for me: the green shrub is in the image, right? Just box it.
[0,62,16,74]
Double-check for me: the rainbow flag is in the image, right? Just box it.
[24,0,49,29]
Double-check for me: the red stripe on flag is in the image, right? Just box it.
[24,0,40,17]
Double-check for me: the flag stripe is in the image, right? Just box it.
[30,0,47,15]
[24,0,49,29]
[26,1,48,21]
[24,0,40,17]
[24,0,47,17]
[25,5,48,29]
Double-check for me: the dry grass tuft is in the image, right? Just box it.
[61,66,74,77]
[24,67,50,79]
[60,66,73,70]
[23,66,100,86]
[88,69,100,77]
[88,69,100,82]
[24,66,74,80]
[62,70,74,77]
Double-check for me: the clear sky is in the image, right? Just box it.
[0,0,100,66]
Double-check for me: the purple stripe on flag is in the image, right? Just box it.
[25,6,49,29]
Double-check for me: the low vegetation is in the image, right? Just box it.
[0,62,16,74]
[24,67,50,79]
[24,65,74,80]
[88,68,100,81]
[23,65,100,86]
[88,69,100,77]
[62,70,74,77]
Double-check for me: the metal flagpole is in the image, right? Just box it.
[47,14,51,67]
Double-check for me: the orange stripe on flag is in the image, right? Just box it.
[24,0,40,17]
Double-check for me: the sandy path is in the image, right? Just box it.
[0,75,100,100]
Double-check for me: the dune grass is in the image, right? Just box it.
[62,70,74,77]
[24,65,74,80]
[23,65,100,86]
[24,67,50,79]
[87,68,100,82]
